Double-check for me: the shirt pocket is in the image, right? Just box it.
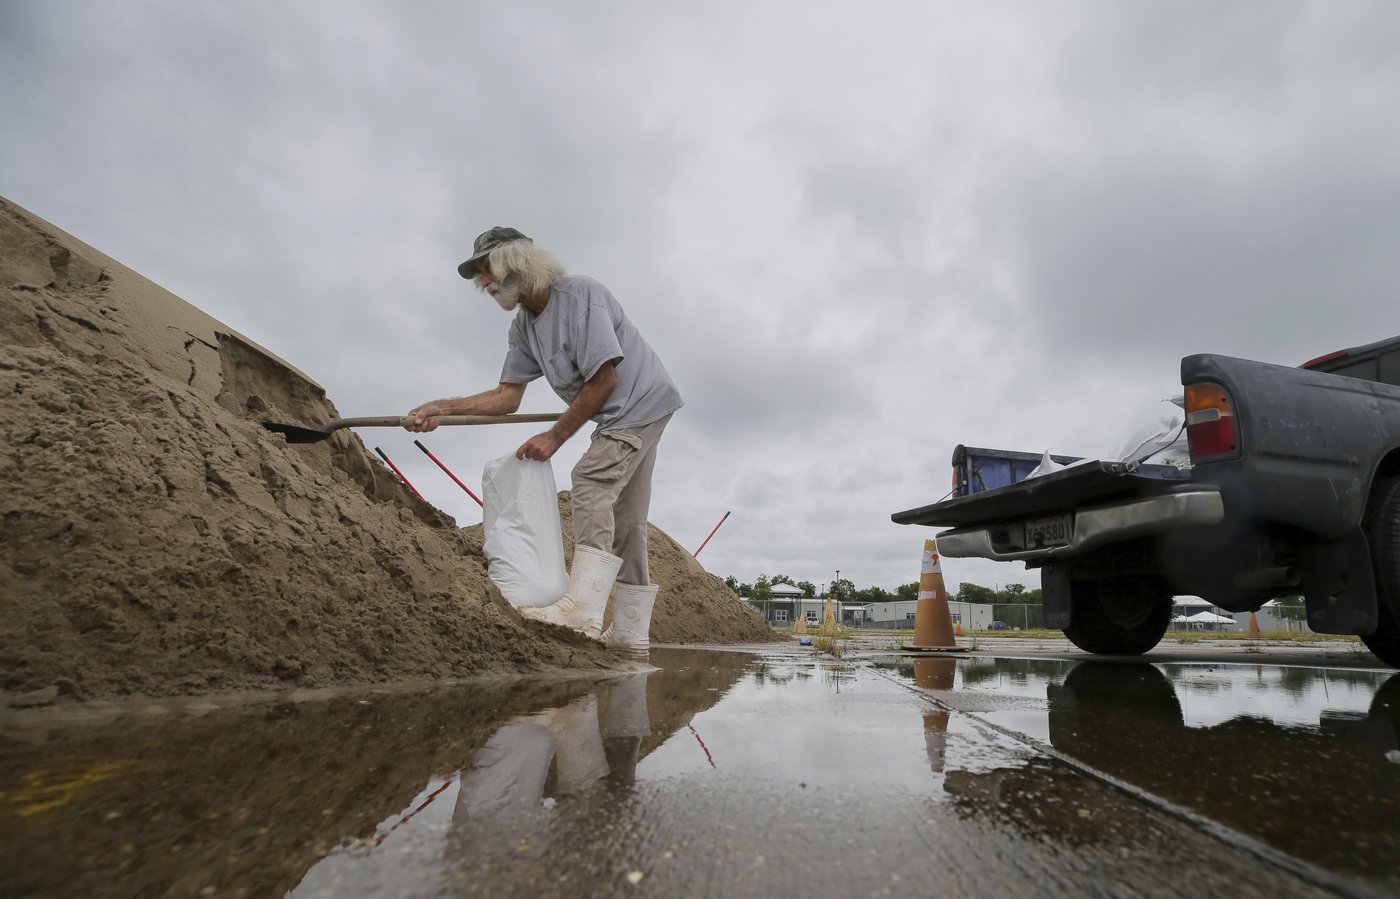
[544,350,582,391]
[575,430,642,482]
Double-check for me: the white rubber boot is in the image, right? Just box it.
[602,583,658,653]
[520,545,622,639]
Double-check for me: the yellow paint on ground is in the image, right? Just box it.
[0,759,135,818]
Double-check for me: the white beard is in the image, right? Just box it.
[487,281,521,311]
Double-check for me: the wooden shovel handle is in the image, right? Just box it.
[336,413,562,430]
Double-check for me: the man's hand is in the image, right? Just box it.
[406,402,446,433]
[517,430,565,461]
[405,385,527,433]
[512,361,616,460]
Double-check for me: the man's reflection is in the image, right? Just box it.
[453,672,652,823]
[604,671,650,787]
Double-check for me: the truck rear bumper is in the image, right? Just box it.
[935,490,1225,562]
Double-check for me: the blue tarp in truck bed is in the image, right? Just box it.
[952,445,1083,496]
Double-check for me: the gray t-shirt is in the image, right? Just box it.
[500,275,683,432]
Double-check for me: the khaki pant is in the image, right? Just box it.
[570,413,672,586]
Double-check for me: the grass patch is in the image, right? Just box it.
[1168,630,1361,645]
[813,622,851,656]
[972,627,1060,639]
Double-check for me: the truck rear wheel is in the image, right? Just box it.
[1063,577,1172,655]
[1361,475,1400,668]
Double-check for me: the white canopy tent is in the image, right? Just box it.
[1186,610,1237,629]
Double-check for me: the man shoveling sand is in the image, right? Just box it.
[408,227,683,654]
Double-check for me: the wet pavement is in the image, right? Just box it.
[2,645,1398,898]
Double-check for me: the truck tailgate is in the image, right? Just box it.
[892,462,1198,528]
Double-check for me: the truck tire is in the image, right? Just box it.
[1369,672,1400,750]
[1063,577,1172,655]
[1361,475,1400,668]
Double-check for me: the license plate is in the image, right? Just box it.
[1024,514,1073,548]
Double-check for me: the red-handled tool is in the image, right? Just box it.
[693,511,731,558]
[413,440,484,508]
[374,446,423,500]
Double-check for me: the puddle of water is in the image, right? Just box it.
[2,648,1390,897]
[881,654,1400,891]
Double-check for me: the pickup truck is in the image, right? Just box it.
[892,336,1400,668]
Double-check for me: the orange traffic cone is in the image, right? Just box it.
[903,539,968,653]
[1247,612,1261,639]
[955,620,963,637]
[794,612,808,635]
[821,596,838,635]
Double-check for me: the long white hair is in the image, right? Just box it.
[480,240,567,298]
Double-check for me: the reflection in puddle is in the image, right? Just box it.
[885,655,1400,893]
[3,648,1396,896]
[0,650,751,898]
[1046,660,1400,887]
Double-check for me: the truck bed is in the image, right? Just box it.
[892,461,1197,529]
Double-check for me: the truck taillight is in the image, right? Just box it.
[1184,382,1240,463]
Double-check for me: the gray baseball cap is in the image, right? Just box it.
[458,226,531,279]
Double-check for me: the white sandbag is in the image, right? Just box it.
[1115,395,1191,468]
[1026,449,1064,479]
[481,454,568,608]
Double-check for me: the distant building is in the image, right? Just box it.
[1168,596,1298,631]
[1230,599,1304,632]
[746,583,855,626]
[864,600,994,630]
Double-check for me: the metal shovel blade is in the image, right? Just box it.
[261,413,562,444]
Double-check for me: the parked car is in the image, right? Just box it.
[988,621,1010,631]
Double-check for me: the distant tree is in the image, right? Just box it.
[854,586,891,603]
[751,575,773,603]
[797,580,817,598]
[956,582,998,604]
[1273,594,1307,622]
[1002,583,1027,600]
[895,582,919,602]
[771,574,795,586]
[829,577,856,602]
[724,575,741,595]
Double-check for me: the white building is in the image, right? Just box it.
[864,600,994,630]
[746,583,854,627]
[1230,599,1305,632]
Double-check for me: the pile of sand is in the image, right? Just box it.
[0,197,774,703]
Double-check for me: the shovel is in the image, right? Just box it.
[262,412,562,444]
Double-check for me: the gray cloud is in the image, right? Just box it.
[5,0,1397,595]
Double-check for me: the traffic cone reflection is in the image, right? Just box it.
[913,657,956,773]
[903,539,968,653]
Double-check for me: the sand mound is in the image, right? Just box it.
[0,197,775,703]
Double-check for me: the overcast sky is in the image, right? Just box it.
[3,1,1398,595]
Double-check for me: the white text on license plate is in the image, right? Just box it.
[1024,514,1073,548]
